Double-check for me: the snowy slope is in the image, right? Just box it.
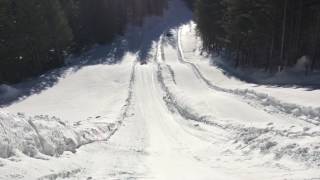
[3,56,134,123]
[0,0,320,179]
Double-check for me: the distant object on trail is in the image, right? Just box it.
[140,60,147,65]
[166,31,173,37]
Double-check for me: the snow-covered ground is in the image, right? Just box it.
[0,0,320,179]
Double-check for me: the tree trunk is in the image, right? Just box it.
[280,0,288,69]
[266,30,275,72]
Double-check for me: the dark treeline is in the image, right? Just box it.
[191,0,320,73]
[0,0,167,84]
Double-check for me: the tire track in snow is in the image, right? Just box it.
[176,29,320,126]
[108,61,137,138]
[37,168,82,180]
[155,37,220,128]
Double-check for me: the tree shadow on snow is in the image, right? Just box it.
[210,58,320,91]
[0,0,192,107]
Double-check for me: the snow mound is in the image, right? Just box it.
[231,89,320,124]
[234,126,320,167]
[0,111,116,158]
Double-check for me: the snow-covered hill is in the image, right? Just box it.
[0,0,319,179]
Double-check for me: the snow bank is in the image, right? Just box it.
[234,126,320,167]
[0,111,116,158]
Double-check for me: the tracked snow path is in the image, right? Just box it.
[134,64,237,179]
[40,55,238,180]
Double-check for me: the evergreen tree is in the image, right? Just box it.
[192,0,320,72]
[0,0,168,84]
[0,0,72,83]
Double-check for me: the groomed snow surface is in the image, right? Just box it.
[1,0,320,179]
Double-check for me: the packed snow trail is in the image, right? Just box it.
[133,64,236,179]
[58,49,236,180]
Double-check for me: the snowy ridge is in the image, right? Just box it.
[37,168,82,180]
[156,35,320,167]
[176,29,320,125]
[120,61,137,119]
[0,112,116,158]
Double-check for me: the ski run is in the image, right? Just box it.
[1,0,320,179]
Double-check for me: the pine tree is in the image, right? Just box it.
[192,0,320,72]
[0,0,169,83]
[0,0,72,83]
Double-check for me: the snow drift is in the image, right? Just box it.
[0,111,117,158]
